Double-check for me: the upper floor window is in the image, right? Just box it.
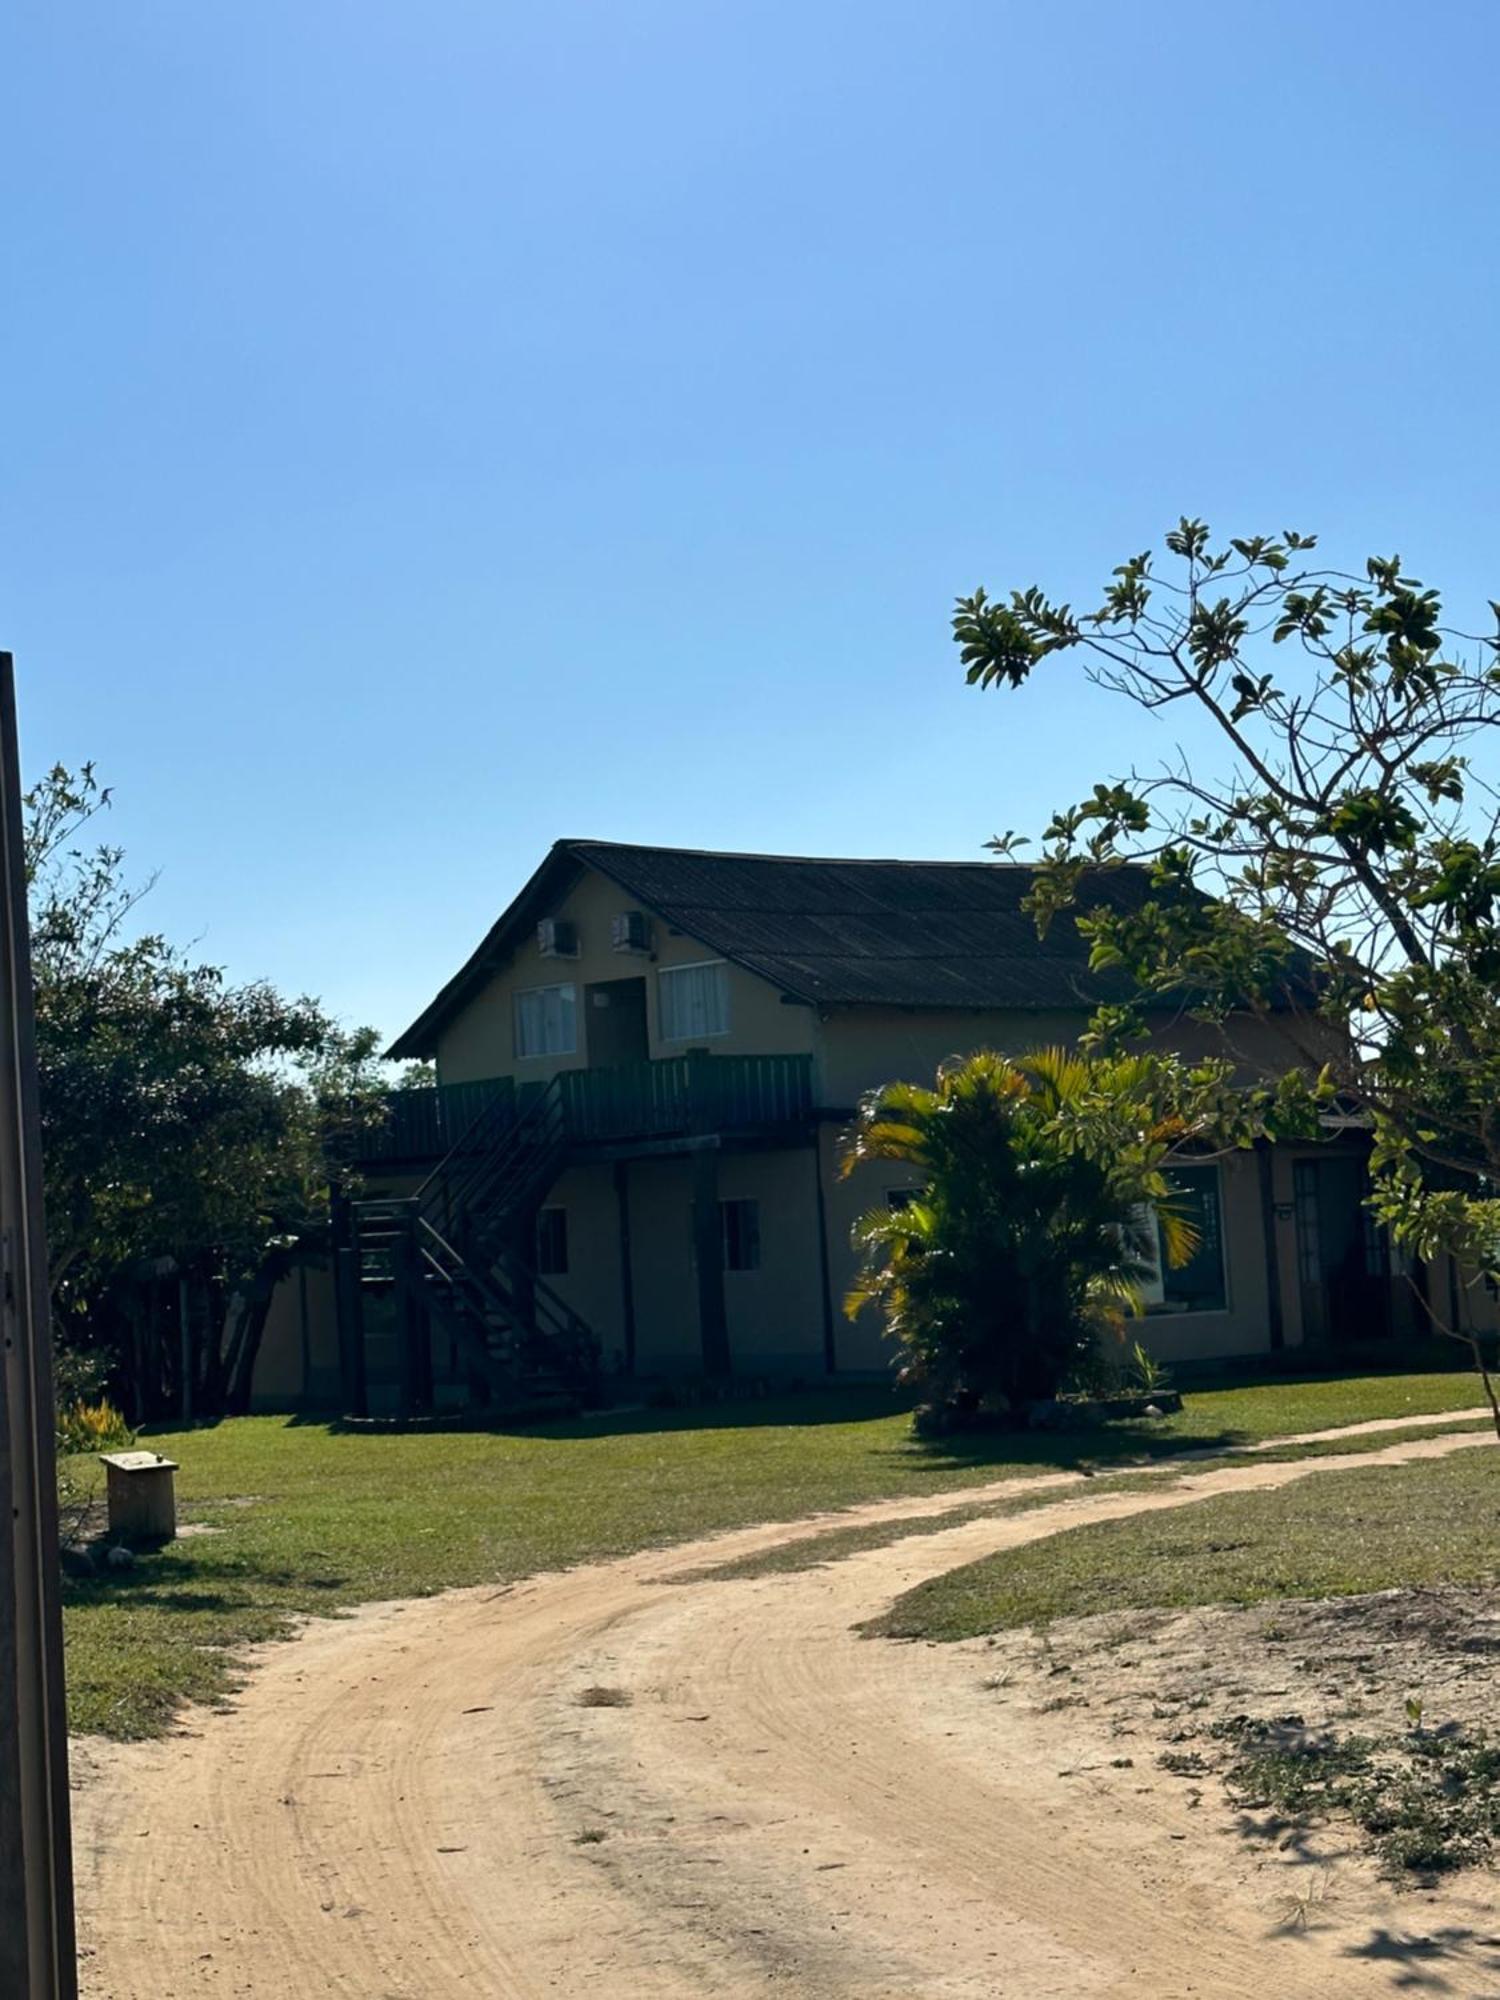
[658,960,730,1041]
[514,982,577,1059]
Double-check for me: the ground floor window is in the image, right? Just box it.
[1140,1164,1227,1315]
[720,1198,761,1271]
[537,1206,568,1276]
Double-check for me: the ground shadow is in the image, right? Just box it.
[1340,1924,1500,1993]
[232,1384,1264,1484]
[885,1422,1244,1478]
[270,1382,915,1440]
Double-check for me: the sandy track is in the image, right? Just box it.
[73,1419,1500,1998]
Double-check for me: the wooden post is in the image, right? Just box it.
[178,1276,193,1421]
[691,1143,731,1379]
[392,1226,419,1420]
[0,654,77,2000]
[1256,1141,1285,1352]
[811,1135,837,1374]
[613,1161,637,1376]
[686,1046,715,1135]
[297,1261,311,1406]
[411,1258,433,1414]
[335,1243,368,1419]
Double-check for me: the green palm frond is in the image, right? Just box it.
[852,1118,929,1161]
[1088,1267,1146,1322]
[1154,1197,1201,1271]
[1016,1044,1093,1108]
[841,1080,941,1176]
[841,1043,1233,1411]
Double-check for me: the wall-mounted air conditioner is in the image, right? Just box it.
[537,918,579,958]
[611,910,651,953]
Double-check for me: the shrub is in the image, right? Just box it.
[843,1048,1209,1421]
[56,1397,134,1457]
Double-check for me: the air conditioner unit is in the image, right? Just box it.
[536,918,579,958]
[610,909,651,953]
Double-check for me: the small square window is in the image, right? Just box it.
[720,1198,760,1272]
[536,1207,568,1276]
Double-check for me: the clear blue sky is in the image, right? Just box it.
[7,1,1499,1044]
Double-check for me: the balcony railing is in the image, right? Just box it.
[355,1052,816,1162]
[351,1077,512,1163]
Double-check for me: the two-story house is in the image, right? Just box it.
[252,839,1437,1415]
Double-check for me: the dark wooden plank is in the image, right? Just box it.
[0,655,77,1999]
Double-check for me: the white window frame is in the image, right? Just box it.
[513,981,578,1060]
[658,958,731,1042]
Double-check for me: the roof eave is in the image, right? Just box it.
[384,842,589,1060]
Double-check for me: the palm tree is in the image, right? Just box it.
[843,1048,1202,1422]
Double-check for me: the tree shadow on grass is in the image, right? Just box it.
[284,1383,915,1441]
[260,1387,1253,1486]
[886,1423,1244,1479]
[60,1539,348,1611]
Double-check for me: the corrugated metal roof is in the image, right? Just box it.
[388,840,1158,1057]
[575,843,1150,1010]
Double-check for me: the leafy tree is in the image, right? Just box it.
[843,1047,1283,1423]
[29,764,389,1416]
[955,521,1500,1423]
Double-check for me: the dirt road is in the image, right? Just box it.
[73,1420,1500,1997]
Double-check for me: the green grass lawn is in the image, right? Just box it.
[872,1431,1500,1642]
[61,1367,1494,1738]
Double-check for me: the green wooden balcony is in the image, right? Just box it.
[354,1052,816,1163]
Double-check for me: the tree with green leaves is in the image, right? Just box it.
[843,1046,1287,1424]
[955,521,1500,1421]
[30,764,389,1416]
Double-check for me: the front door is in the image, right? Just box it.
[584,977,649,1067]
[1293,1155,1392,1345]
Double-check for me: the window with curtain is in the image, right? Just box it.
[513,982,577,1058]
[658,960,730,1040]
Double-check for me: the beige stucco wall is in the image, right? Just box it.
[622,1156,701,1372]
[716,1148,828,1377]
[537,1161,629,1370]
[436,866,815,1085]
[812,1007,1091,1108]
[522,1145,830,1378]
[812,1003,1325,1111]
[251,1258,340,1409]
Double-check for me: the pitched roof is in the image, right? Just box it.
[387,839,1162,1059]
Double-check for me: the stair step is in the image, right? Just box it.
[352,1085,597,1414]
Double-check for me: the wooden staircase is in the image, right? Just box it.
[350,1078,599,1417]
